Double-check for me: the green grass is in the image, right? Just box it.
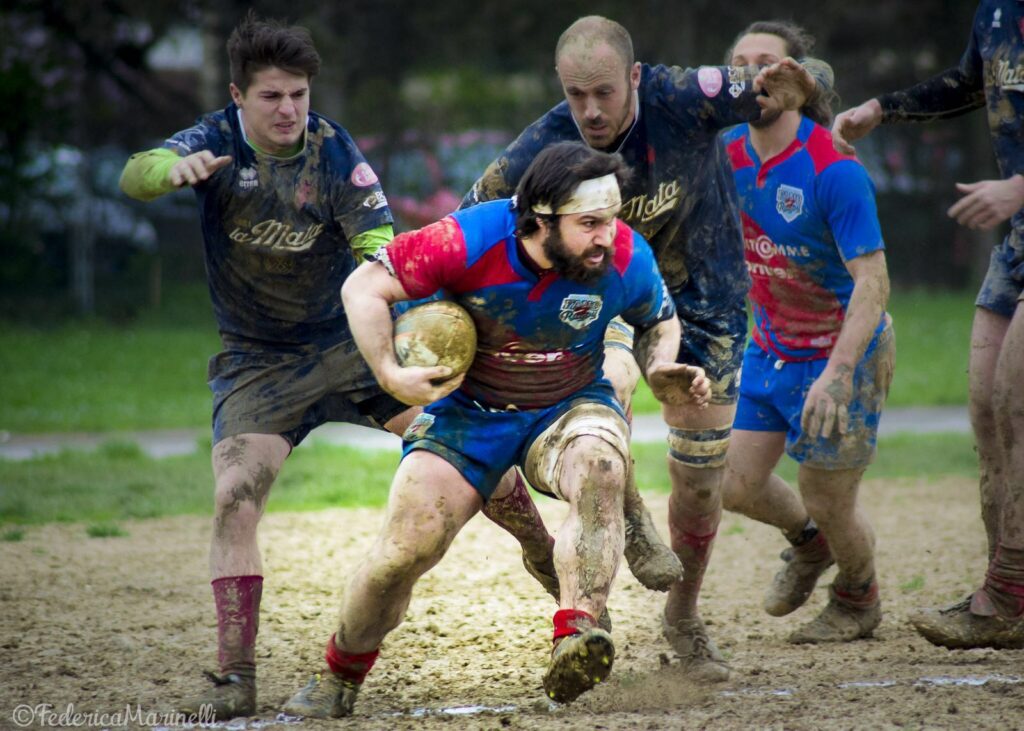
[0,287,974,433]
[0,283,221,432]
[631,431,978,494]
[900,575,926,593]
[86,523,129,538]
[630,288,974,414]
[0,432,976,526]
[0,440,401,526]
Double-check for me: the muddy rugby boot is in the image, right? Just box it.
[523,553,613,632]
[788,585,881,644]
[910,594,1024,650]
[177,670,255,721]
[283,670,361,719]
[662,615,730,682]
[624,501,684,591]
[765,535,834,616]
[543,627,615,704]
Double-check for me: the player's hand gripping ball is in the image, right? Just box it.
[394,300,477,380]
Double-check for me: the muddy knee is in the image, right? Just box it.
[213,467,274,536]
[523,402,631,502]
[564,436,627,505]
[667,425,731,509]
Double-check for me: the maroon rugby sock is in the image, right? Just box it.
[483,471,554,564]
[793,531,830,560]
[325,634,379,684]
[971,544,1024,618]
[212,575,262,678]
[833,576,879,609]
[668,506,719,608]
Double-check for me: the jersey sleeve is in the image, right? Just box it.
[162,114,227,157]
[459,119,549,208]
[119,148,180,202]
[619,233,677,329]
[652,64,762,131]
[121,115,227,201]
[817,160,886,261]
[331,132,394,242]
[374,216,468,299]
[877,10,986,123]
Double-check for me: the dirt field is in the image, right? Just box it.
[3,474,1023,730]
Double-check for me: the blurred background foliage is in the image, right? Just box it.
[0,0,997,320]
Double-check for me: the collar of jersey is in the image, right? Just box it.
[743,114,814,172]
[236,108,307,159]
[507,234,546,282]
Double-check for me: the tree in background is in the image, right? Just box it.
[0,0,996,313]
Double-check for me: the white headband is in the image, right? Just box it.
[532,173,621,215]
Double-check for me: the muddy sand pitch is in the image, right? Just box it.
[3,474,1023,730]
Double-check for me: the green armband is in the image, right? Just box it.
[119,148,181,202]
[351,224,395,260]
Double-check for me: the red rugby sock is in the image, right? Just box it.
[325,634,379,685]
[212,575,263,678]
[552,608,597,641]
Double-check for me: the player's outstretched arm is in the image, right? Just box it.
[341,261,460,406]
[832,99,883,155]
[634,317,710,408]
[119,148,232,202]
[947,175,1024,231]
[168,151,233,187]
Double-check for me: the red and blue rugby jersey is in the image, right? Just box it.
[723,117,886,361]
[379,199,675,410]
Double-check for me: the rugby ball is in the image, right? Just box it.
[394,300,477,377]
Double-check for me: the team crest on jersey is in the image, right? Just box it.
[238,166,258,190]
[559,294,603,330]
[776,184,804,222]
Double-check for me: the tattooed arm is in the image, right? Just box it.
[634,317,710,407]
[801,251,890,439]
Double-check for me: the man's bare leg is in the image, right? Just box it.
[483,469,559,599]
[788,465,880,644]
[662,401,734,682]
[543,436,626,703]
[722,430,834,616]
[968,308,1011,561]
[912,304,1024,649]
[284,450,482,718]
[607,344,683,589]
[179,433,290,720]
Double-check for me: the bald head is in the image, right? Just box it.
[554,16,640,150]
[555,15,634,68]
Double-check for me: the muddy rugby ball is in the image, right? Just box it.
[394,300,477,377]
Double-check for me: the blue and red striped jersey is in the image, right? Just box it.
[723,117,886,361]
[380,200,675,409]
